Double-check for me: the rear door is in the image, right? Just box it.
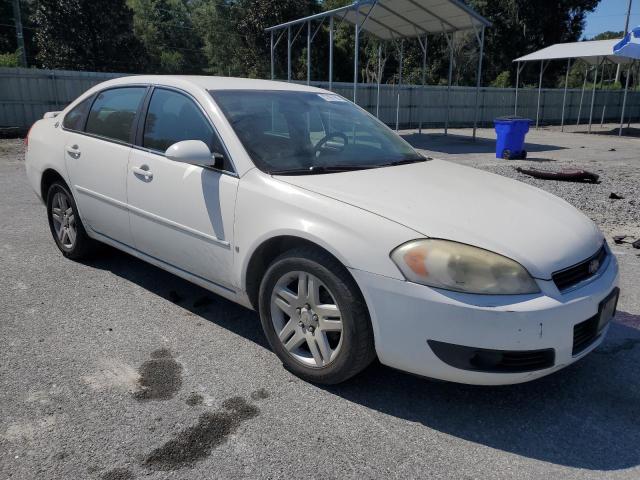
[63,86,147,246]
[126,87,238,288]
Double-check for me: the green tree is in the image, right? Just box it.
[467,0,600,87]
[491,71,511,88]
[32,0,143,71]
[127,0,205,73]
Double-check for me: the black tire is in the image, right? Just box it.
[502,149,512,160]
[258,246,376,384]
[46,181,97,260]
[521,150,528,159]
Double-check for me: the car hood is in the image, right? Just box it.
[274,160,603,279]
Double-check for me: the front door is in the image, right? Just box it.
[64,86,147,246]
[126,87,238,288]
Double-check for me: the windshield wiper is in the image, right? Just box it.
[270,164,381,175]
[386,156,431,166]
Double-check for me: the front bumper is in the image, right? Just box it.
[350,254,619,385]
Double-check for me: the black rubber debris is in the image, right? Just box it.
[633,239,640,249]
[609,192,625,200]
[516,167,599,183]
[613,235,628,245]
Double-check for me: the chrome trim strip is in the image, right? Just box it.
[127,204,231,248]
[75,185,128,210]
[74,185,230,248]
[87,227,236,294]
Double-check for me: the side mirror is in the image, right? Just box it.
[165,140,224,169]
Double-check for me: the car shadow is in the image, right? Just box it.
[82,247,269,349]
[401,132,566,156]
[83,248,640,471]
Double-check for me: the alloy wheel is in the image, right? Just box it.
[51,191,76,249]
[270,271,344,368]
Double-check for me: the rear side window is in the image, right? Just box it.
[85,87,146,143]
[143,88,223,154]
[62,96,93,131]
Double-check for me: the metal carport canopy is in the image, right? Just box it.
[266,0,491,139]
[514,39,633,65]
[338,0,491,38]
[512,38,635,137]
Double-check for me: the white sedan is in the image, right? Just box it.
[25,76,619,385]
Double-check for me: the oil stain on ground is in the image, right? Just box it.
[133,348,182,401]
[101,467,135,480]
[250,388,270,401]
[143,396,259,471]
[186,392,204,406]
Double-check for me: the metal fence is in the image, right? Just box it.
[2,67,640,130]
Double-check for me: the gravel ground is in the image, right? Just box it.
[1,132,639,480]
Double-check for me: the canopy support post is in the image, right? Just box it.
[376,42,382,119]
[535,60,545,129]
[561,58,571,132]
[514,62,524,116]
[445,32,454,135]
[588,60,601,134]
[287,26,292,82]
[418,35,428,133]
[577,64,588,126]
[620,61,632,136]
[600,61,612,127]
[353,5,360,103]
[270,31,274,80]
[396,40,404,132]
[306,20,311,85]
[473,26,485,141]
[329,17,334,91]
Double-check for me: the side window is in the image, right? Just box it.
[143,89,224,157]
[85,87,146,143]
[62,96,93,131]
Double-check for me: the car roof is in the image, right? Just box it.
[97,75,329,93]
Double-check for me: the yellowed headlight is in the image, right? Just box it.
[391,239,540,295]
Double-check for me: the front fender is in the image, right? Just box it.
[234,169,418,291]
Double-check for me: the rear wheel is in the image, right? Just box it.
[502,149,512,160]
[46,182,97,260]
[258,247,375,384]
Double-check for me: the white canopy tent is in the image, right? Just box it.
[266,0,491,138]
[513,39,636,136]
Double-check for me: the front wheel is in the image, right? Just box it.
[258,247,375,384]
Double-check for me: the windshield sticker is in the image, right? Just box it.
[317,93,347,102]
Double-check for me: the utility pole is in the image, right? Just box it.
[616,0,633,82]
[12,0,27,67]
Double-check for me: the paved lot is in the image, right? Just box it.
[1,129,639,480]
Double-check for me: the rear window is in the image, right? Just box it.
[85,87,146,143]
[62,96,93,131]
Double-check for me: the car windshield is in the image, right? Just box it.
[209,90,424,174]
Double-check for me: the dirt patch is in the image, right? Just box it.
[101,467,134,480]
[133,349,182,401]
[186,392,204,406]
[250,388,270,401]
[143,396,259,471]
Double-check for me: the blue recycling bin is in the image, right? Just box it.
[494,116,531,160]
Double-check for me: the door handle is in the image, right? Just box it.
[132,165,153,180]
[66,145,81,158]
